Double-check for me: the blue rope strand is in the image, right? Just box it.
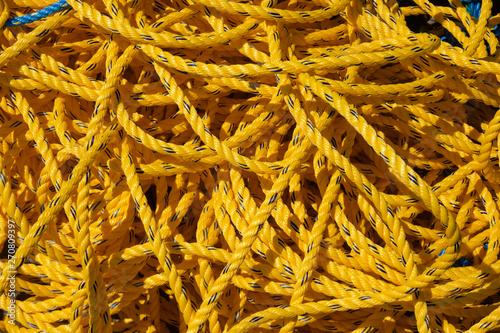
[3,0,68,27]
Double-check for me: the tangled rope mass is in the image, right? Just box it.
[2,0,500,331]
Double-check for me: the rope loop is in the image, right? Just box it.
[0,0,500,332]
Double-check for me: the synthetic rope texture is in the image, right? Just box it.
[0,0,500,332]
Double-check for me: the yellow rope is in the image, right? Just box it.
[1,0,500,332]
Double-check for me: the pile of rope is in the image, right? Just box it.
[1,0,500,331]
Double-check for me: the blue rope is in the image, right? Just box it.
[3,0,68,27]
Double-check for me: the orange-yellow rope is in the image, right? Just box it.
[1,0,500,332]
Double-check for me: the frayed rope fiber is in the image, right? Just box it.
[1,0,500,332]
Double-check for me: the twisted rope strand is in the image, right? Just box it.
[1,0,500,332]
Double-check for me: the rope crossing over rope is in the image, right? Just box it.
[0,0,500,332]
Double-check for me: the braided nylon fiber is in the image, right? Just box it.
[1,0,500,332]
[3,0,68,27]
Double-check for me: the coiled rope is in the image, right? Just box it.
[0,0,500,332]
